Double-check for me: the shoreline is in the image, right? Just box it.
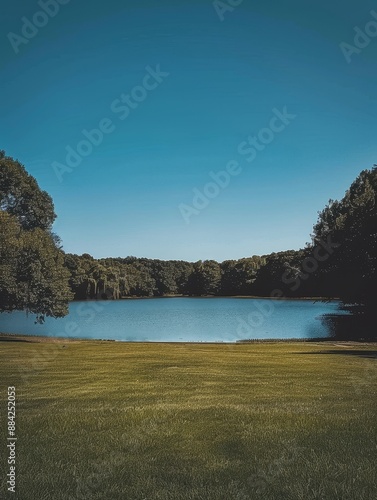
[1,332,375,345]
[73,295,339,302]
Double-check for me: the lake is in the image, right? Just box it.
[0,297,348,342]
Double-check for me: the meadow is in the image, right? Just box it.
[0,337,376,499]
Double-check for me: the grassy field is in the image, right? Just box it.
[0,337,376,500]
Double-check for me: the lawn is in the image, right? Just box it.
[0,337,376,499]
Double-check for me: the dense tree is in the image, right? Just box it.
[184,260,221,296]
[220,257,263,296]
[0,151,73,321]
[65,256,197,299]
[252,250,308,297]
[312,167,377,316]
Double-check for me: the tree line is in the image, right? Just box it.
[0,150,376,326]
[64,254,265,300]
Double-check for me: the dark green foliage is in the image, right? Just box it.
[184,260,221,296]
[66,255,195,299]
[0,212,21,309]
[220,257,264,296]
[0,151,73,320]
[252,250,305,297]
[250,249,328,298]
[0,150,56,231]
[312,167,377,316]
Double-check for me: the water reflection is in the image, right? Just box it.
[321,312,376,341]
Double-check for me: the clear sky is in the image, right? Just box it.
[1,0,377,261]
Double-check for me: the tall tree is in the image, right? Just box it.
[312,167,377,316]
[0,151,73,321]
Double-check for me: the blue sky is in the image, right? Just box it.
[1,0,377,261]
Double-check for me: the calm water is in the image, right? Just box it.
[0,298,348,342]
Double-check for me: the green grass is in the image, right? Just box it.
[0,338,376,499]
